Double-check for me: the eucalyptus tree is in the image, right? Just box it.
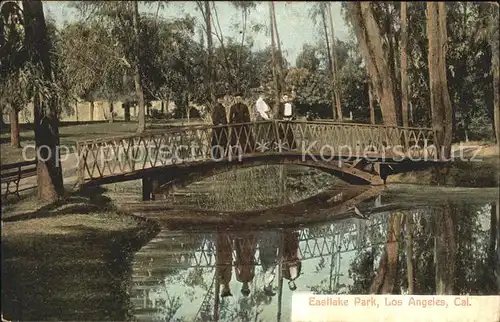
[140,14,202,117]
[427,2,453,159]
[58,21,126,121]
[0,0,66,201]
[310,3,343,120]
[476,2,499,144]
[401,2,409,127]
[1,0,25,148]
[71,1,160,132]
[229,1,258,94]
[345,2,401,126]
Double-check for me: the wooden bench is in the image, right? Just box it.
[1,160,37,200]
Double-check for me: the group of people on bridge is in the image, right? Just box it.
[216,229,302,300]
[210,92,298,159]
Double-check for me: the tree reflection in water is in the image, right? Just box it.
[130,197,500,321]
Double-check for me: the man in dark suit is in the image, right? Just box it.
[228,93,255,155]
[234,232,257,297]
[216,232,234,298]
[211,94,228,160]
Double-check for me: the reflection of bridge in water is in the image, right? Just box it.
[119,185,383,229]
[138,214,389,269]
[130,209,433,321]
[127,187,500,321]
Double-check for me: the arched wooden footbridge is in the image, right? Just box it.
[76,120,442,200]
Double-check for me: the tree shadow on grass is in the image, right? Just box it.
[2,215,160,321]
[2,186,114,223]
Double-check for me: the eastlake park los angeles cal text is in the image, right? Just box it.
[308,296,474,308]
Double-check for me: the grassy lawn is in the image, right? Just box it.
[0,119,207,164]
[1,189,159,321]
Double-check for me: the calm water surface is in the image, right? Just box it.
[129,166,500,322]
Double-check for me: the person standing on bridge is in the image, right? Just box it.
[211,94,229,160]
[216,232,234,298]
[280,94,297,150]
[229,93,255,155]
[234,232,257,297]
[254,95,271,121]
[282,229,302,291]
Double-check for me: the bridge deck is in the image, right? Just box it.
[76,120,439,186]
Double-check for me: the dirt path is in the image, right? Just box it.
[14,153,79,193]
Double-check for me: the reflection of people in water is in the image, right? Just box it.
[258,230,281,296]
[282,229,302,291]
[216,233,233,298]
[234,233,257,297]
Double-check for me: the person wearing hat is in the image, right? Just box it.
[216,232,233,298]
[229,93,255,155]
[282,229,302,291]
[282,95,294,121]
[211,94,228,160]
[234,232,257,297]
[280,94,297,150]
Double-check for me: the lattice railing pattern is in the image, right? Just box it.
[76,121,437,183]
[277,121,437,159]
[135,214,390,268]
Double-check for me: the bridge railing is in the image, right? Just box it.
[276,121,437,158]
[133,214,390,268]
[75,120,437,184]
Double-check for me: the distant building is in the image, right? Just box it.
[1,99,178,124]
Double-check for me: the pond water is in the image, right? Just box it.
[128,166,500,321]
[2,165,499,321]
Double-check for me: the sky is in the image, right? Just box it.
[42,1,351,66]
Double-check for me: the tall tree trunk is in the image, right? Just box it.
[347,3,399,126]
[22,0,63,202]
[109,101,114,123]
[186,92,191,123]
[271,2,284,94]
[10,107,20,148]
[401,2,409,127]
[320,6,336,120]
[491,12,499,145]
[75,99,79,122]
[327,2,342,120]
[405,212,414,294]
[370,213,402,294]
[89,100,94,121]
[409,101,414,124]
[132,1,146,133]
[427,2,453,159]
[205,1,215,107]
[434,203,457,295]
[490,202,500,292]
[368,81,376,124]
[269,2,280,117]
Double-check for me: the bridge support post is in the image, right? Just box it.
[142,177,158,201]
